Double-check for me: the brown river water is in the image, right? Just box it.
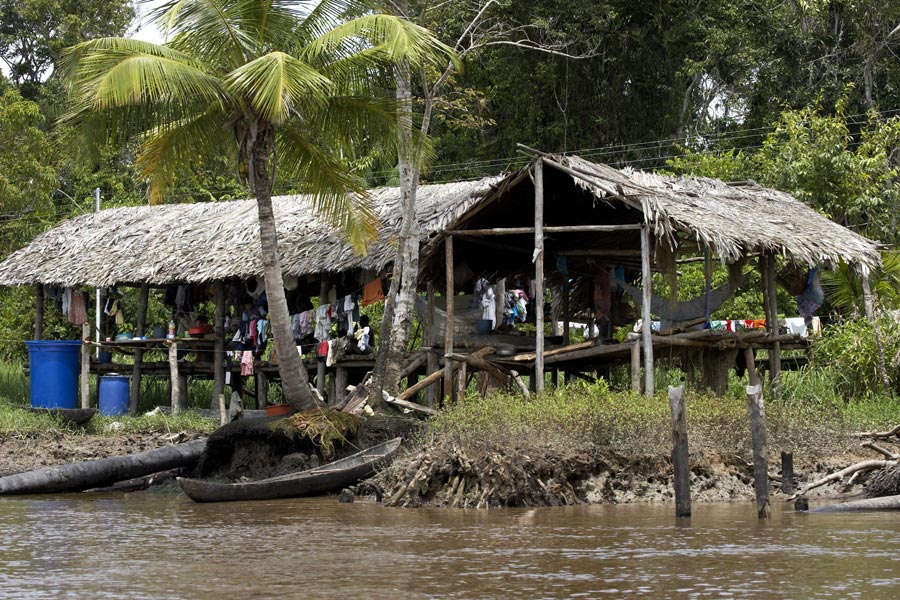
[1,491,899,599]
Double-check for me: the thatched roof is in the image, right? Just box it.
[553,155,881,271]
[0,177,500,287]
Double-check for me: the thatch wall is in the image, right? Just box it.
[0,178,500,287]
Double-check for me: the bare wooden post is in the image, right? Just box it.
[534,159,545,395]
[668,385,691,518]
[640,223,654,396]
[444,235,456,404]
[457,358,467,404]
[34,284,44,340]
[746,383,770,518]
[781,451,794,495]
[562,281,570,346]
[631,339,642,392]
[130,283,149,415]
[335,366,348,406]
[744,346,759,386]
[425,282,439,407]
[210,281,226,411]
[169,341,182,414]
[862,271,890,390]
[257,370,268,409]
[80,322,90,409]
[763,255,781,400]
[317,278,329,398]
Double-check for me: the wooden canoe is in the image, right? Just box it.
[177,438,402,503]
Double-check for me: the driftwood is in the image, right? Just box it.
[787,459,897,501]
[0,439,207,495]
[857,423,900,440]
[382,392,439,416]
[810,493,900,512]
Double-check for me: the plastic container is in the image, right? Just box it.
[25,340,82,409]
[98,350,112,364]
[475,319,493,334]
[98,374,130,416]
[265,403,292,416]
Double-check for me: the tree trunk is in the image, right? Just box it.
[370,52,420,404]
[0,439,207,494]
[251,125,316,412]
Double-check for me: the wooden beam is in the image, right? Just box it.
[130,282,150,415]
[640,223,655,396]
[534,158,545,395]
[508,340,594,362]
[211,281,226,412]
[446,223,642,236]
[557,249,641,257]
[444,235,455,404]
[335,367,348,405]
[425,282,439,408]
[562,281,570,346]
[34,284,44,340]
[631,340,641,392]
[169,341,182,414]
[383,394,439,415]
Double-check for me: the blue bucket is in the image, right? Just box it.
[98,375,130,416]
[25,340,82,409]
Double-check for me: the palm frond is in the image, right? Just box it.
[276,126,379,252]
[225,52,331,124]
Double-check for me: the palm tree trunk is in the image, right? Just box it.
[251,126,316,412]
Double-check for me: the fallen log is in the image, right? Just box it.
[810,493,900,512]
[0,439,207,495]
[787,459,896,501]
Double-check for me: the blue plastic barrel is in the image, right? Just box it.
[98,375,130,416]
[25,340,82,409]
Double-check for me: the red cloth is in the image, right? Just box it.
[361,278,385,306]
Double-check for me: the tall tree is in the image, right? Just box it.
[60,0,452,411]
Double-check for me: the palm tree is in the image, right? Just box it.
[60,0,452,411]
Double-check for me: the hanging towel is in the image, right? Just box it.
[240,350,254,376]
[343,295,355,332]
[362,278,385,306]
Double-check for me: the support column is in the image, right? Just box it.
[631,339,642,392]
[669,385,691,518]
[746,383,770,518]
[444,235,455,404]
[317,278,329,398]
[211,281,226,411]
[169,341,182,413]
[640,223,654,396]
[335,367,348,405]
[763,254,781,399]
[130,283,149,415]
[534,158,545,395]
[425,282,439,408]
[81,322,90,409]
[34,284,44,340]
[257,370,268,409]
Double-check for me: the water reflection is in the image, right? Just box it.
[0,493,898,598]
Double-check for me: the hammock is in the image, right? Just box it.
[614,278,737,325]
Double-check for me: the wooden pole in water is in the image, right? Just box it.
[640,224,654,396]
[130,283,150,415]
[668,385,691,518]
[746,383,770,518]
[34,284,44,340]
[444,235,456,404]
[781,451,794,495]
[80,322,90,409]
[534,158,545,395]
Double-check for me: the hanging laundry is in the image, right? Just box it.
[299,310,313,336]
[481,284,496,330]
[314,304,332,341]
[326,340,336,367]
[240,350,254,376]
[362,278,385,306]
[796,268,824,326]
[343,295,355,333]
[68,291,88,325]
[784,317,808,337]
[62,288,72,317]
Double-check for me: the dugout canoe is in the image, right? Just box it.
[177,438,401,503]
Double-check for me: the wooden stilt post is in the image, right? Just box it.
[562,281,570,346]
[335,366,348,405]
[534,159,545,395]
[425,282,439,407]
[781,451,794,495]
[669,385,691,518]
[640,223,654,396]
[81,322,90,409]
[444,235,456,404]
[257,370,268,409]
[317,278,329,398]
[631,339,642,393]
[746,383,770,518]
[211,281,226,412]
[169,341,182,414]
[129,283,150,415]
[763,254,781,399]
[34,284,44,340]
[744,345,759,386]
[457,359,467,404]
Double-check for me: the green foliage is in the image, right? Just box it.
[810,317,900,398]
